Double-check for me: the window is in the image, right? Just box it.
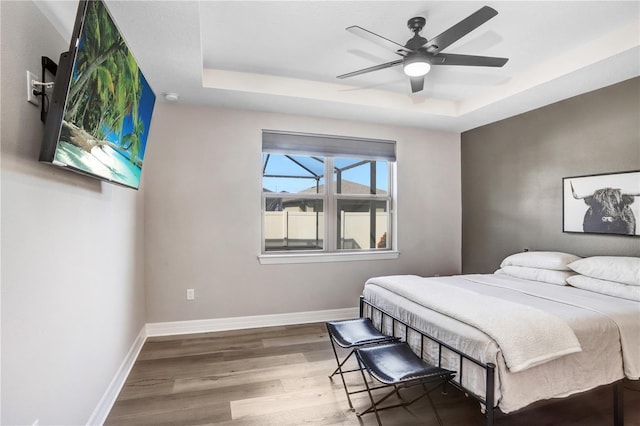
[261,130,396,260]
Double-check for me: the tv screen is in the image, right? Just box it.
[40,0,155,189]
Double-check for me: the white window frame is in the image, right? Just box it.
[259,131,399,265]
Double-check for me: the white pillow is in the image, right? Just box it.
[500,251,581,271]
[567,275,640,302]
[568,256,640,286]
[496,266,575,285]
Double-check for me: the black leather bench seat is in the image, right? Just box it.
[355,341,456,426]
[357,342,454,384]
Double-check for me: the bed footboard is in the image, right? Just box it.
[360,296,497,426]
[359,296,626,426]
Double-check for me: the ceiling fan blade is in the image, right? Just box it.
[426,6,498,55]
[432,53,508,67]
[346,26,412,56]
[337,59,403,79]
[410,76,424,93]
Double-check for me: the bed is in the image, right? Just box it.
[359,253,640,426]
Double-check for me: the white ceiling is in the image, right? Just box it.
[36,1,640,132]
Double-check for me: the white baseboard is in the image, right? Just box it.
[86,326,147,426]
[146,306,360,337]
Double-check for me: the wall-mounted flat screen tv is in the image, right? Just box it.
[40,0,155,190]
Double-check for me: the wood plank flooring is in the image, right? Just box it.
[105,323,640,425]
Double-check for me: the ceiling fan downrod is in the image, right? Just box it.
[405,17,428,50]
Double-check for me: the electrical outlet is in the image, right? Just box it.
[186,289,195,300]
[27,71,39,106]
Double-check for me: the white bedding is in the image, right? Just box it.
[366,275,582,373]
[362,273,640,413]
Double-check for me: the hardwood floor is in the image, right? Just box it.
[105,323,640,425]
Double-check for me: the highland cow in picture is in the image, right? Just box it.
[570,182,638,235]
[563,171,640,236]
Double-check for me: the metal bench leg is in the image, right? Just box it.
[328,338,355,410]
[357,365,383,426]
[357,378,450,425]
[329,348,356,378]
[427,392,444,426]
[441,380,449,395]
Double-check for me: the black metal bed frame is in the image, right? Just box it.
[359,295,626,426]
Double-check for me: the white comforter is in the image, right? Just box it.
[366,275,582,373]
[363,273,640,413]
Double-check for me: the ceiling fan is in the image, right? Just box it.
[337,6,508,93]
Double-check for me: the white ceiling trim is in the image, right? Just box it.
[459,19,640,116]
[202,69,458,116]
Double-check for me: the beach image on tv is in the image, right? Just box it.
[55,0,155,189]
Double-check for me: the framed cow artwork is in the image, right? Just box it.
[563,170,640,236]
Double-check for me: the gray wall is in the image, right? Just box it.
[461,77,640,273]
[144,103,461,322]
[1,2,147,424]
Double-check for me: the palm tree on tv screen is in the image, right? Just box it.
[62,0,144,165]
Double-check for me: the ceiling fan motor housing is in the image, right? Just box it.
[405,35,428,51]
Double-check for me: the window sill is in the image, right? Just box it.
[258,250,400,265]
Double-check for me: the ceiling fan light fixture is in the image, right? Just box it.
[403,54,431,77]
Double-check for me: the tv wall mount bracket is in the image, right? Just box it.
[32,56,58,123]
